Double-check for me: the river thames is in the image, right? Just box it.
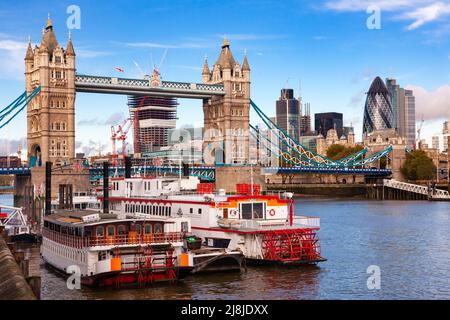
[1,194,449,299]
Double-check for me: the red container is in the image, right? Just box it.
[236,184,260,195]
[197,183,215,194]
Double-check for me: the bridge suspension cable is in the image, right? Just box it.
[0,87,41,130]
[249,99,391,168]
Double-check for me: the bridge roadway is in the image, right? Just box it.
[1,165,392,181]
[75,74,226,99]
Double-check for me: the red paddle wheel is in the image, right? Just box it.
[260,229,322,263]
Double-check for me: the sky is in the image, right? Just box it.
[0,0,449,156]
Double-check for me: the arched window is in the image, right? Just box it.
[135,224,142,235]
[96,226,104,237]
[144,224,152,234]
[117,225,126,235]
[107,226,115,237]
[154,223,163,234]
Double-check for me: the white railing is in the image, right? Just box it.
[383,179,450,199]
[221,216,320,231]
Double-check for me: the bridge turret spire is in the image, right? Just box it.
[66,31,75,56]
[222,36,230,49]
[25,36,34,61]
[46,13,53,30]
[242,49,250,71]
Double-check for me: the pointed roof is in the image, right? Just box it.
[202,55,210,75]
[39,14,59,54]
[215,38,237,69]
[25,36,34,60]
[66,31,75,56]
[242,49,250,71]
[46,13,53,29]
[368,76,389,95]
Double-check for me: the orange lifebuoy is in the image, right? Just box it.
[268,209,276,216]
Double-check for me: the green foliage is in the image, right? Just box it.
[400,150,436,181]
[326,144,365,161]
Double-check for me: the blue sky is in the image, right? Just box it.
[1,0,449,156]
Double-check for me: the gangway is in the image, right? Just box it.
[383,179,450,201]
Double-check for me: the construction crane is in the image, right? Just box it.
[111,118,129,166]
[116,118,133,161]
[416,114,424,150]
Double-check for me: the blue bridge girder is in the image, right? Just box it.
[75,74,225,99]
[1,165,391,179]
[88,165,216,182]
[0,167,31,175]
[263,167,392,176]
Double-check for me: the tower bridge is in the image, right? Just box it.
[0,16,393,191]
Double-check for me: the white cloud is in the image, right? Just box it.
[323,0,450,30]
[0,38,28,80]
[77,112,126,126]
[405,84,450,120]
[399,2,450,30]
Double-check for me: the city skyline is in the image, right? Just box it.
[1,0,450,156]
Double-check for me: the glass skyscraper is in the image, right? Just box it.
[363,77,393,135]
[385,78,416,148]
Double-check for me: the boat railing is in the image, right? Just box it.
[42,229,183,248]
[226,216,320,231]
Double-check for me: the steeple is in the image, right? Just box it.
[46,13,53,30]
[242,49,250,71]
[222,36,230,49]
[66,31,75,56]
[202,55,210,75]
[25,36,34,61]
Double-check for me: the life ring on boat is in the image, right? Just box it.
[268,209,276,216]
[229,210,237,217]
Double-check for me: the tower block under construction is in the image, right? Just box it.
[128,95,178,155]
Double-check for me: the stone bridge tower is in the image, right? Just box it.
[202,38,250,164]
[25,16,76,167]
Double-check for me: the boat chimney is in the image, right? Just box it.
[45,161,52,216]
[103,162,109,214]
[125,156,132,179]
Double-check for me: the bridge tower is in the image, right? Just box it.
[202,38,250,164]
[25,16,76,167]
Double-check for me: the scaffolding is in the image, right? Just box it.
[128,96,178,154]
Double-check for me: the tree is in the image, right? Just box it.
[326,144,365,161]
[400,150,436,181]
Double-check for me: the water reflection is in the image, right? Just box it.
[2,194,450,299]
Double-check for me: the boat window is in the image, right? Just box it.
[241,203,253,220]
[189,208,193,214]
[181,222,189,233]
[168,207,172,216]
[198,208,202,214]
[107,226,115,237]
[96,226,104,237]
[117,225,126,235]
[154,223,163,234]
[253,203,264,219]
[135,224,142,235]
[240,202,265,220]
[98,251,107,261]
[144,224,152,234]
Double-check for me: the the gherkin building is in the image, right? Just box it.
[363,77,393,135]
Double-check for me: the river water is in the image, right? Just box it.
[1,194,449,299]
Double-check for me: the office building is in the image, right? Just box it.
[315,112,343,138]
[363,77,393,136]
